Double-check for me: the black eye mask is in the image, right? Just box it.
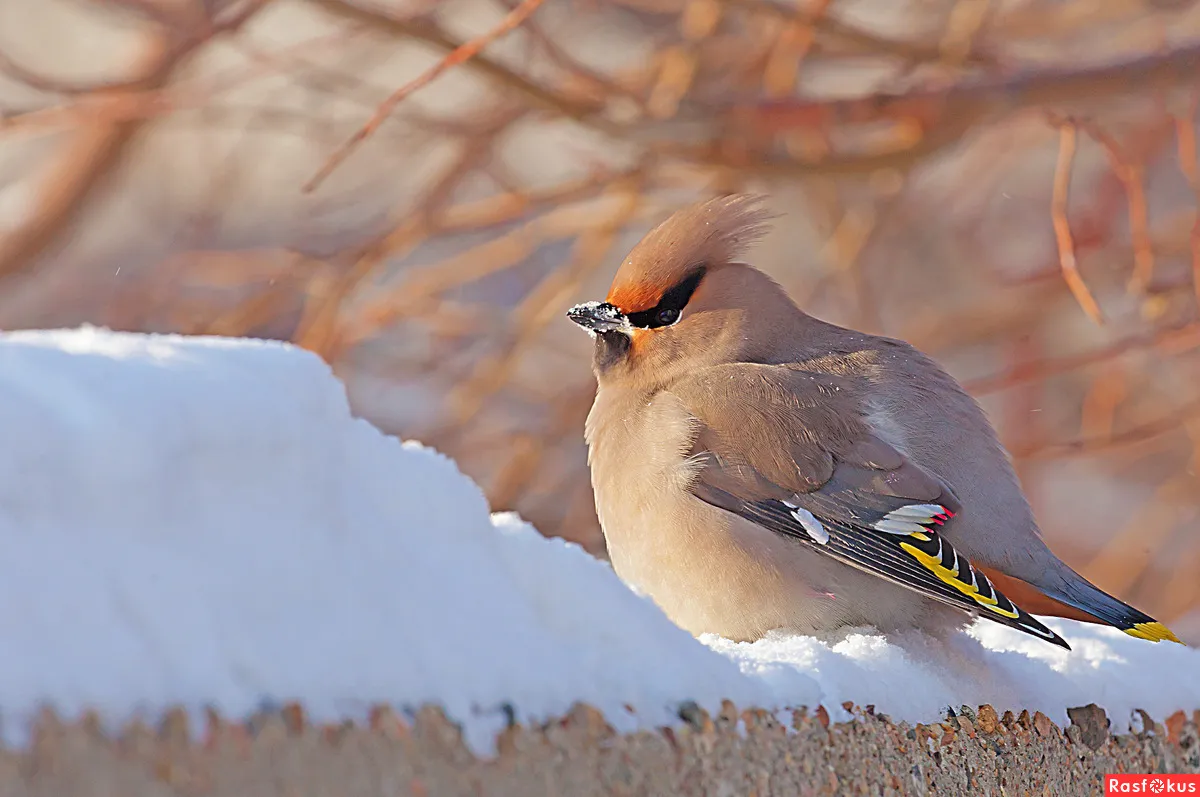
[626,267,706,329]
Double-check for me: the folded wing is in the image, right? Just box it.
[671,363,1070,649]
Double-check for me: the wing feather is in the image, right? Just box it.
[673,364,1070,649]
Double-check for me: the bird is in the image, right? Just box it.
[565,194,1181,650]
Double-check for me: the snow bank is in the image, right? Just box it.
[711,620,1200,731]
[0,328,1196,753]
[0,327,770,750]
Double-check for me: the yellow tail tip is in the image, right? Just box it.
[1123,622,1182,644]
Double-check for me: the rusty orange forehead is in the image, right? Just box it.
[605,281,663,314]
[602,194,775,313]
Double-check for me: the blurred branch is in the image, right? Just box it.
[303,0,549,192]
[965,320,1200,394]
[1083,474,1195,594]
[294,107,522,358]
[1049,120,1105,323]
[0,50,148,95]
[438,175,645,434]
[987,117,1177,292]
[343,169,641,344]
[0,0,271,283]
[936,0,995,69]
[0,16,370,134]
[722,42,1200,176]
[486,382,593,509]
[740,43,1200,133]
[758,0,829,99]
[93,0,189,28]
[991,0,1185,40]
[496,0,643,105]
[0,33,178,283]
[1079,364,1128,441]
[1014,394,1200,459]
[312,0,605,126]
[727,0,998,67]
[1078,120,1157,294]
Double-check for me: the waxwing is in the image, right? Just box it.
[567,194,1180,649]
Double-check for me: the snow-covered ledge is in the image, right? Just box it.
[0,328,1196,792]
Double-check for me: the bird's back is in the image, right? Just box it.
[779,319,1051,583]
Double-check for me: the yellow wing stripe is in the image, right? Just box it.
[971,588,999,606]
[1124,622,1182,643]
[899,541,1019,619]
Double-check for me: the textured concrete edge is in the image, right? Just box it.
[2,702,1197,797]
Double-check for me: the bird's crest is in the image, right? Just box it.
[607,194,777,313]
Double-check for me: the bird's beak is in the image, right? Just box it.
[566,301,631,335]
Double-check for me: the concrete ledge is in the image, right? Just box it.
[4,703,1198,796]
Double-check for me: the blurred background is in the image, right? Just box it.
[3,0,1200,639]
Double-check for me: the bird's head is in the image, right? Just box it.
[567,194,799,386]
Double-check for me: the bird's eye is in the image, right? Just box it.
[656,308,680,326]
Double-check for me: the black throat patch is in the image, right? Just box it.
[593,329,632,372]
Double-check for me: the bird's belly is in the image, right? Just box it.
[586,388,968,641]
[599,488,841,641]
[600,487,969,642]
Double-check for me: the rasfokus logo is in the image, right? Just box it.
[1106,775,1200,794]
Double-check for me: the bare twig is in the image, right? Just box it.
[720,43,1200,179]
[293,108,516,357]
[741,43,1200,136]
[937,0,994,68]
[0,19,358,135]
[1079,122,1156,294]
[761,0,830,98]
[1050,120,1104,324]
[726,0,998,67]
[342,170,639,343]
[494,0,642,106]
[0,34,178,282]
[437,175,644,433]
[965,320,1200,395]
[310,0,605,128]
[1013,394,1200,460]
[0,0,271,283]
[303,0,549,192]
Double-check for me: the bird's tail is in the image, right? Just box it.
[1035,566,1181,644]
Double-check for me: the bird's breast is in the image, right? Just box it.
[584,387,699,549]
[583,386,825,640]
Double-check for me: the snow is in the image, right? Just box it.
[711,621,1200,731]
[0,327,1197,753]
